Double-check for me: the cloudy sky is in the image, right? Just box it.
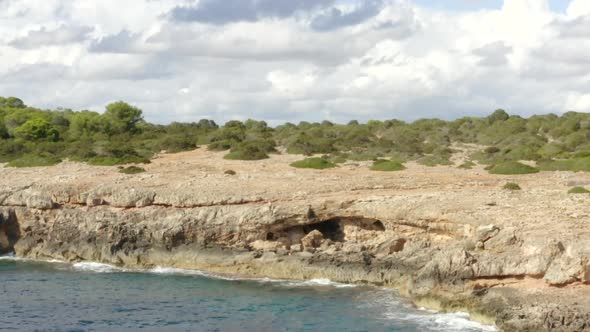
[0,0,589,125]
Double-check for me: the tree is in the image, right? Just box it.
[68,111,104,139]
[0,97,25,109]
[103,101,143,135]
[13,118,60,141]
[488,109,509,124]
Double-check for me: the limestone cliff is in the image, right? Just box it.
[3,149,590,331]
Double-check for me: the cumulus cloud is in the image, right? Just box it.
[169,0,334,24]
[310,0,385,31]
[89,30,142,53]
[473,42,513,66]
[8,24,93,49]
[0,0,588,124]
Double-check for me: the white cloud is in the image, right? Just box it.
[0,0,588,124]
[567,0,590,18]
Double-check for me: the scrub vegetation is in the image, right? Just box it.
[2,98,590,175]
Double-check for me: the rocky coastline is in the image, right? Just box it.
[3,149,590,331]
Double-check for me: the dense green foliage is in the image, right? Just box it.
[568,186,590,194]
[3,99,590,173]
[290,157,337,169]
[503,182,522,191]
[370,159,406,172]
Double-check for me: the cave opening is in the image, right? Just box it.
[372,220,385,231]
[303,219,344,242]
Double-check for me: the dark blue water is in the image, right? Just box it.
[0,256,495,332]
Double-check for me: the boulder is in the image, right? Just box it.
[301,230,324,250]
[25,195,54,210]
[374,238,407,257]
[110,189,156,208]
[544,256,582,286]
[250,240,283,251]
[476,224,500,242]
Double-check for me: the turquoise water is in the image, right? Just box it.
[0,256,495,332]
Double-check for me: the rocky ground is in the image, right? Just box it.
[2,147,590,331]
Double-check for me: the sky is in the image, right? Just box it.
[0,0,589,125]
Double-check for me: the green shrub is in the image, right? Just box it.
[458,160,476,169]
[537,157,590,172]
[119,166,145,174]
[208,140,233,151]
[503,182,521,190]
[370,159,406,172]
[488,161,539,175]
[87,155,150,166]
[290,157,336,169]
[568,186,590,194]
[223,140,275,160]
[347,152,381,161]
[224,170,237,175]
[484,146,500,154]
[285,134,336,155]
[159,135,197,153]
[417,154,453,167]
[7,154,61,167]
[0,139,27,162]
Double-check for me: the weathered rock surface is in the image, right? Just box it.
[3,148,590,331]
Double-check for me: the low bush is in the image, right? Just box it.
[7,154,61,167]
[503,182,521,190]
[568,186,590,194]
[87,155,150,166]
[417,154,453,167]
[208,140,233,151]
[223,140,275,160]
[119,166,146,174]
[537,157,590,172]
[159,135,198,153]
[458,160,476,169]
[484,146,501,154]
[488,161,539,175]
[370,159,406,172]
[290,157,336,169]
[224,170,237,175]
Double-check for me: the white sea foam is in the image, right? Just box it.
[283,278,357,288]
[149,266,208,277]
[387,311,497,331]
[72,262,126,273]
[364,290,497,332]
[0,253,64,264]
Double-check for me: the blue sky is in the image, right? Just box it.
[413,0,571,12]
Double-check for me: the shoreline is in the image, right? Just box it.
[0,252,497,331]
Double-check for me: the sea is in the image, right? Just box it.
[0,254,496,332]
